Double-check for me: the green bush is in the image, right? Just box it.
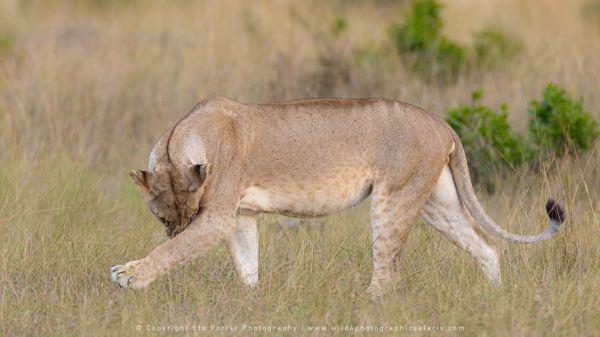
[389,0,443,52]
[448,84,598,190]
[473,29,520,68]
[389,0,467,81]
[435,37,467,79]
[389,0,518,82]
[0,31,14,54]
[331,16,348,37]
[529,83,599,157]
[447,90,529,188]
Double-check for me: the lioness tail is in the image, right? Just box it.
[447,129,565,243]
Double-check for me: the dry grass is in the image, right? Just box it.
[1,0,599,336]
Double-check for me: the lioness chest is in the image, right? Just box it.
[238,168,373,217]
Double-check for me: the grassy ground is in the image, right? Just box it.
[1,0,599,336]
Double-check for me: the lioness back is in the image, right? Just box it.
[223,97,455,217]
[239,97,453,170]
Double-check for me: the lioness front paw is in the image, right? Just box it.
[111,260,155,289]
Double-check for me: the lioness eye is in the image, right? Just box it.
[158,217,167,224]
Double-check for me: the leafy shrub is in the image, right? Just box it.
[529,83,599,157]
[389,0,518,82]
[435,37,467,79]
[448,84,598,190]
[0,31,14,54]
[389,0,467,81]
[473,29,520,68]
[331,16,348,37]
[447,90,529,188]
[389,0,443,52]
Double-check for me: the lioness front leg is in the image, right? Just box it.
[111,212,235,289]
[228,214,259,287]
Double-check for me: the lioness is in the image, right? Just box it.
[111,95,565,295]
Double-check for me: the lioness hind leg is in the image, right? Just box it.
[420,166,500,284]
[228,214,259,287]
[367,182,433,296]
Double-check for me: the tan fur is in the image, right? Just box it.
[111,95,562,294]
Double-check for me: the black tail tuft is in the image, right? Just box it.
[545,199,566,224]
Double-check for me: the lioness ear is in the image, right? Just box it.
[129,170,155,201]
[185,163,210,192]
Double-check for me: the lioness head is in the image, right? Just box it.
[129,163,211,238]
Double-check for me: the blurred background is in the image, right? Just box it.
[1,1,599,336]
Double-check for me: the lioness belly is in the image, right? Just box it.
[239,175,373,217]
